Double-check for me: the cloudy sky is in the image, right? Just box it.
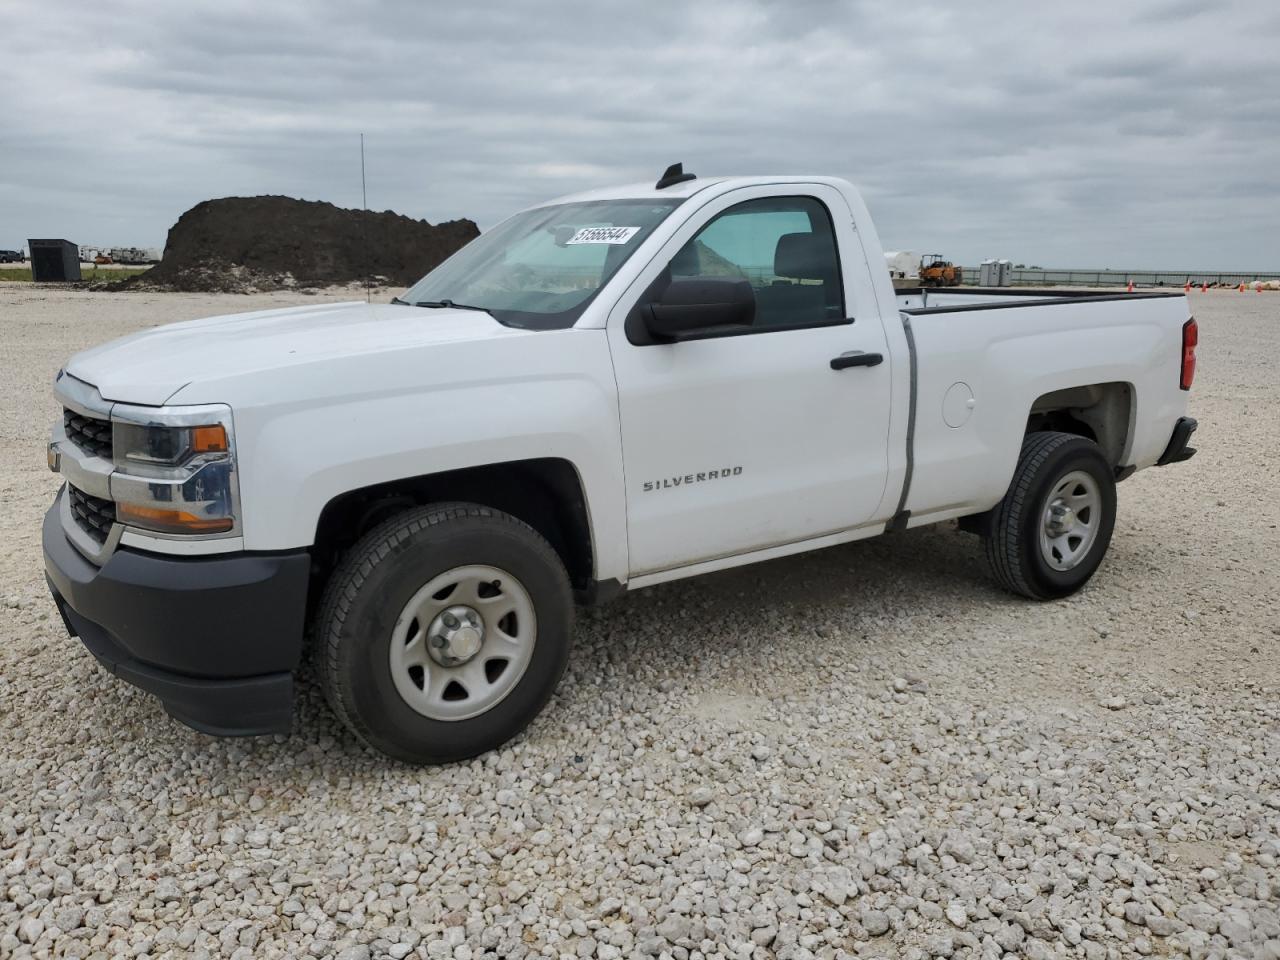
[2,0,1277,270]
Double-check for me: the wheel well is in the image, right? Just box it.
[1026,382,1133,466]
[311,458,595,600]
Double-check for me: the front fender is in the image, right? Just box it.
[173,330,630,582]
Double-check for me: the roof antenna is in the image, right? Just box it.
[655,162,696,190]
[360,132,370,303]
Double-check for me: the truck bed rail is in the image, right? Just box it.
[898,287,1184,315]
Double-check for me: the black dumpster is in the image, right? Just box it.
[28,239,81,282]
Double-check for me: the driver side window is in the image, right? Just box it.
[669,196,845,330]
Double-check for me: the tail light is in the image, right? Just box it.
[1180,317,1197,390]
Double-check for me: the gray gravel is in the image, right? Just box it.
[1,285,1278,959]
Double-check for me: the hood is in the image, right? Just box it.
[66,301,524,406]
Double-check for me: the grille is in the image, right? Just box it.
[68,485,116,544]
[63,408,113,460]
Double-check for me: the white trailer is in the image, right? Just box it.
[884,250,917,279]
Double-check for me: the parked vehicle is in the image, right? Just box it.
[110,246,159,265]
[0,249,23,263]
[43,165,1199,763]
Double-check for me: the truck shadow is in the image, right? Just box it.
[555,521,998,691]
[596,520,990,629]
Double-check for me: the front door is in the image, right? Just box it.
[607,185,894,576]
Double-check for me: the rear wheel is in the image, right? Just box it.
[981,432,1116,599]
[315,502,572,764]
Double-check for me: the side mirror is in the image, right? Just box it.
[645,278,755,340]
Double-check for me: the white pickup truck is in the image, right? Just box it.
[44,164,1199,763]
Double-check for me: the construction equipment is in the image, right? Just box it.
[919,253,963,287]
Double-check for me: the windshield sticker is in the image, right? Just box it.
[566,226,641,245]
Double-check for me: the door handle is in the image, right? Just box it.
[830,351,884,370]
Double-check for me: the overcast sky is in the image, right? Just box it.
[2,0,1277,270]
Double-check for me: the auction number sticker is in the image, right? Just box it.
[566,226,641,245]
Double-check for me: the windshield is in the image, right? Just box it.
[400,199,683,329]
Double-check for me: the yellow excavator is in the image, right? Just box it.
[919,253,963,287]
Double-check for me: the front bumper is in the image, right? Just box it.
[42,495,310,736]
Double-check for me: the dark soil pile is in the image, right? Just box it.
[126,196,478,293]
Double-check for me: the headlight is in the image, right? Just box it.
[113,422,229,466]
[109,404,240,537]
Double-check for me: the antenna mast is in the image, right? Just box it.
[360,133,370,303]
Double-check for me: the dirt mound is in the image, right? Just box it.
[126,196,479,293]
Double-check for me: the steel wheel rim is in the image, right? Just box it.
[388,564,536,721]
[1038,469,1102,572]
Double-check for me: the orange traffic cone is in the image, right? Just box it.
[1127,280,1134,293]
[1239,282,1246,293]
[1257,281,1264,294]
[1201,282,1208,293]
[1184,281,1191,293]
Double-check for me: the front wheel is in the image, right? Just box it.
[981,432,1117,600]
[315,503,573,764]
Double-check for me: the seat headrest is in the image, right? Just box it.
[774,232,833,281]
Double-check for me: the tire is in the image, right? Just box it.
[981,432,1117,600]
[315,502,573,764]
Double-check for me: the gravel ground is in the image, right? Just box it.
[1,285,1277,960]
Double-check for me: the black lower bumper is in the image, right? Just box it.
[42,498,310,736]
[1157,416,1198,466]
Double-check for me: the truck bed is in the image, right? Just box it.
[887,285,1192,529]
